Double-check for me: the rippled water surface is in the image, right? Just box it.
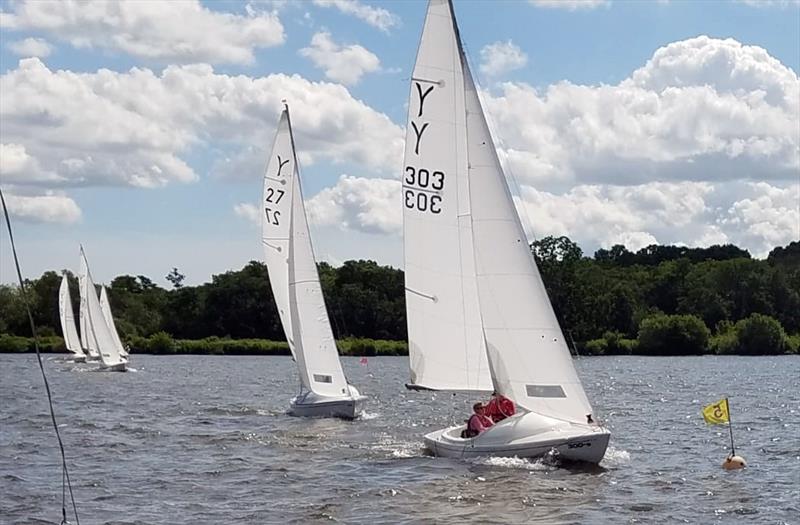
[1,354,798,524]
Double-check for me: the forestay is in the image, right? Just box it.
[78,249,100,359]
[458,17,594,423]
[262,109,296,359]
[58,274,84,356]
[100,286,128,358]
[285,108,349,397]
[402,0,492,392]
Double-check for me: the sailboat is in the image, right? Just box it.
[79,247,127,372]
[58,273,87,363]
[99,286,129,359]
[402,0,610,463]
[261,104,366,419]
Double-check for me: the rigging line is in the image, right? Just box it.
[0,186,81,525]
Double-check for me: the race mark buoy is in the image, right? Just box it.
[722,455,746,470]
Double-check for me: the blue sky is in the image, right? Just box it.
[1,0,798,286]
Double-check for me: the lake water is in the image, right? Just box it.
[1,354,798,524]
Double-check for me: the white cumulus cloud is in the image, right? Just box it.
[233,203,261,226]
[306,175,401,234]
[529,0,610,10]
[8,37,52,57]
[0,0,285,65]
[312,0,400,32]
[480,40,528,77]
[1,58,403,191]
[2,191,81,224]
[483,36,799,191]
[299,31,381,85]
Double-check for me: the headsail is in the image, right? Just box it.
[262,109,296,359]
[402,0,492,392]
[285,107,349,397]
[78,248,100,359]
[100,286,128,358]
[455,8,594,424]
[58,273,84,357]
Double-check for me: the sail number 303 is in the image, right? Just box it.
[404,166,444,214]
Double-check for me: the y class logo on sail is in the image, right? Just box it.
[404,80,445,215]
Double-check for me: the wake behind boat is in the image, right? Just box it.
[402,0,609,463]
[261,105,366,419]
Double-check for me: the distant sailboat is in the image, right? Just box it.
[99,286,129,359]
[58,273,86,363]
[80,247,127,372]
[403,0,609,463]
[261,105,366,419]
[78,252,101,362]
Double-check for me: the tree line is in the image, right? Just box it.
[1,238,797,355]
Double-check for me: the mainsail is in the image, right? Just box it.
[100,286,128,358]
[404,0,594,425]
[402,0,491,392]
[58,273,84,357]
[262,109,296,359]
[78,249,100,359]
[266,106,348,397]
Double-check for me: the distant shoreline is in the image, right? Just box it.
[1,334,796,357]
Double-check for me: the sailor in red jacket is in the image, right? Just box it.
[484,392,516,423]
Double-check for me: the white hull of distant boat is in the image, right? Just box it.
[424,413,610,464]
[99,361,127,372]
[289,387,367,420]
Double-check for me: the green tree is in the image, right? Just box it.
[638,314,710,355]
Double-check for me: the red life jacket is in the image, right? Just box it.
[467,414,493,434]
[486,396,516,423]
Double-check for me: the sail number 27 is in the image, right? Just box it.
[404,166,444,214]
[264,187,285,226]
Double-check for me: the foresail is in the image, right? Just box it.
[262,109,296,358]
[402,0,492,392]
[78,249,99,358]
[286,110,349,397]
[100,286,128,358]
[461,46,594,424]
[58,274,83,355]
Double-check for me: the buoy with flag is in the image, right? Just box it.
[702,397,746,470]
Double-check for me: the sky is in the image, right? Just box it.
[0,0,798,286]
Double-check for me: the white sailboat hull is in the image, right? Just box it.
[100,361,127,372]
[289,388,367,420]
[424,411,610,464]
[71,354,87,363]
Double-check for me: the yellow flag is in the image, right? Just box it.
[702,398,730,425]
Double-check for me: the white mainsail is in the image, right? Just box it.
[78,249,100,359]
[405,0,594,424]
[81,249,126,368]
[265,106,349,397]
[58,273,84,357]
[100,286,128,358]
[262,109,296,359]
[402,0,492,392]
